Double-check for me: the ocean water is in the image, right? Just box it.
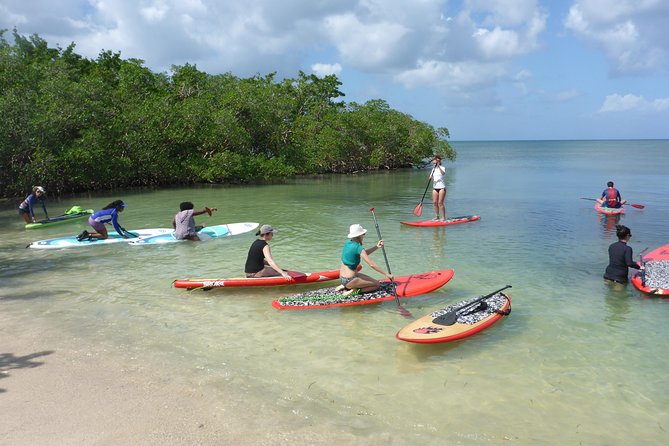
[1,140,669,444]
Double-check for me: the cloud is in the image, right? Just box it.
[599,93,669,112]
[311,63,342,77]
[0,0,549,106]
[564,0,669,75]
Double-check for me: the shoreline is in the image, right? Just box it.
[0,315,367,446]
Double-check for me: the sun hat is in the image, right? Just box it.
[347,224,367,238]
[257,224,275,236]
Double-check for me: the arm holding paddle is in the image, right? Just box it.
[360,241,393,280]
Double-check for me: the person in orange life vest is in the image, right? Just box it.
[597,181,627,208]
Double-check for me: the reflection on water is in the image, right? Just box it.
[2,140,669,444]
[598,212,622,237]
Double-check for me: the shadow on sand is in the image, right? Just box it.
[0,350,54,393]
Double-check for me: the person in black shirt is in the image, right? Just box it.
[244,225,291,279]
[604,225,642,283]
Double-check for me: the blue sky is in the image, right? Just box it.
[1,0,668,140]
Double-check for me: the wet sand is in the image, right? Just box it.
[0,316,368,446]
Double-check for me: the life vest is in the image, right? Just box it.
[605,187,619,206]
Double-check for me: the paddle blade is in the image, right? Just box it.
[630,203,645,209]
[413,202,423,217]
[432,311,458,326]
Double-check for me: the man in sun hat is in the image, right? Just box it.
[337,223,393,296]
[18,186,49,223]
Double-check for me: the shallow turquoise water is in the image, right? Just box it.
[2,140,669,444]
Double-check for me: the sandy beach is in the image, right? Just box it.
[0,316,366,446]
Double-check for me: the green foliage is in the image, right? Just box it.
[0,31,456,198]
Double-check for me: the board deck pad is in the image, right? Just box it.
[396,292,511,343]
[632,243,669,295]
[272,269,454,310]
[400,215,480,227]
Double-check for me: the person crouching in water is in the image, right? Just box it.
[337,224,393,296]
[172,202,217,241]
[244,225,291,279]
[604,224,642,284]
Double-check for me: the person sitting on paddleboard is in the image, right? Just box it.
[604,224,642,284]
[77,200,128,241]
[172,202,217,241]
[18,186,49,224]
[244,225,291,279]
[336,224,393,296]
[597,181,627,208]
[430,155,446,221]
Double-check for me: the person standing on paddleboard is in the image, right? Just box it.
[77,200,128,241]
[337,224,393,296]
[18,186,49,224]
[244,225,291,279]
[604,225,642,284]
[430,155,446,221]
[172,202,217,241]
[597,181,627,208]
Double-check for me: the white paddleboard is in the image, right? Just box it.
[27,228,172,250]
[128,222,259,245]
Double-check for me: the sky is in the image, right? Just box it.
[1,0,668,140]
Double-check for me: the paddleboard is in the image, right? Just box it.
[632,243,669,296]
[271,269,454,310]
[25,208,94,229]
[401,215,481,227]
[27,228,172,250]
[173,269,344,290]
[594,203,624,215]
[396,291,511,343]
[129,222,259,245]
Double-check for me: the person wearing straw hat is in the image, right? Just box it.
[337,224,393,296]
[18,186,49,223]
[244,225,291,279]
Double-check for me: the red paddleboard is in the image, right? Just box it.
[173,269,343,290]
[272,269,455,310]
[631,243,669,296]
[396,291,511,343]
[401,215,480,227]
[594,203,624,215]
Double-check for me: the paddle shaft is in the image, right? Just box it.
[419,167,436,203]
[369,207,400,307]
[579,197,644,209]
[433,285,512,326]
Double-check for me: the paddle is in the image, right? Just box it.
[413,167,435,217]
[638,247,649,287]
[370,207,411,318]
[579,197,645,209]
[432,285,512,326]
[119,225,139,238]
